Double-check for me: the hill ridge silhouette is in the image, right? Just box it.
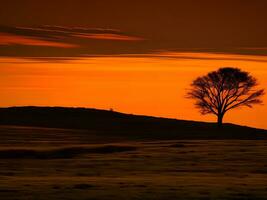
[0,106,266,140]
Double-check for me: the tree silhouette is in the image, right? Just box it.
[187,67,264,127]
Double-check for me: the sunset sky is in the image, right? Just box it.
[1,0,267,129]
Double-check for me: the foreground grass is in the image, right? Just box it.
[0,145,137,159]
[0,126,267,199]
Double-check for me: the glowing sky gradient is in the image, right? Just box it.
[1,53,266,129]
[0,0,267,129]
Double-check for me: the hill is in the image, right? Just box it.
[0,106,266,140]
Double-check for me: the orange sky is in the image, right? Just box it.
[1,53,266,129]
[0,1,267,129]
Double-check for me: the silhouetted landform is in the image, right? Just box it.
[0,106,266,140]
[0,145,137,159]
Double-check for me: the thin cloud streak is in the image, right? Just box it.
[0,33,78,48]
[74,33,144,41]
[0,25,146,58]
[0,25,267,60]
[1,52,267,65]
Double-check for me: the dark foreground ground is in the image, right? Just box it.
[0,126,267,200]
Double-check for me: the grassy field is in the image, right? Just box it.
[0,126,267,200]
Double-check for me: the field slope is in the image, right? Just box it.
[0,107,267,199]
[0,106,266,140]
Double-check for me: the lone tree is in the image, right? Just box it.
[187,67,264,127]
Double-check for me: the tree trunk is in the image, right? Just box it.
[217,114,223,127]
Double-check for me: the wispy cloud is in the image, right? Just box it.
[0,25,143,43]
[0,33,78,48]
[0,25,267,60]
[0,25,145,59]
[74,33,144,41]
[147,52,267,62]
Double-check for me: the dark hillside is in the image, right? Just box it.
[0,106,266,140]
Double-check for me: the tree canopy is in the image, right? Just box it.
[187,67,264,126]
